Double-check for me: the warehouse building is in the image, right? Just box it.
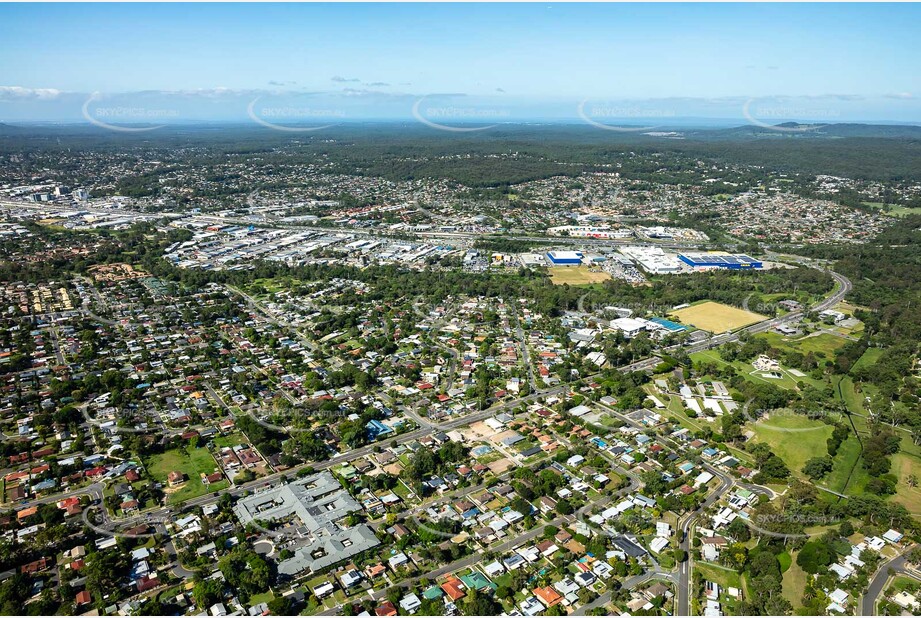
[678,253,763,270]
[546,250,585,266]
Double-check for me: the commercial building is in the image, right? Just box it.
[233,471,380,577]
[547,226,633,239]
[678,253,763,270]
[545,251,585,266]
[611,317,648,338]
[233,471,359,527]
[618,246,682,274]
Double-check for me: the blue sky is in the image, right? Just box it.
[1,3,919,124]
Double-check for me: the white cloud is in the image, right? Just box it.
[0,86,64,101]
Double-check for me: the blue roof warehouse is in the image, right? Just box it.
[545,250,584,266]
[678,253,763,270]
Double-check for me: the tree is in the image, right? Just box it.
[193,578,224,609]
[84,551,128,595]
[463,590,502,616]
[218,548,271,600]
[802,456,834,480]
[727,517,751,543]
[556,499,574,516]
[267,596,292,615]
[796,540,836,574]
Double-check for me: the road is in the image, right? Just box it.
[860,546,918,616]
[573,570,678,615]
[596,400,741,618]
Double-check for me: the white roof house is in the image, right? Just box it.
[828,589,849,606]
[400,594,422,614]
[649,536,670,554]
[883,529,904,543]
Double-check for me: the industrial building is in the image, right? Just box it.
[545,250,585,266]
[678,253,763,270]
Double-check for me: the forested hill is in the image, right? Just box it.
[799,213,921,344]
[2,122,921,184]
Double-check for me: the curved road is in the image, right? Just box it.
[860,546,918,615]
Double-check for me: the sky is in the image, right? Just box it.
[1,2,920,126]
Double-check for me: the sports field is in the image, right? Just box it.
[669,301,765,333]
[548,266,611,286]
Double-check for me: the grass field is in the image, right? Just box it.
[852,347,885,371]
[758,331,848,358]
[824,436,870,496]
[891,452,921,515]
[777,551,792,573]
[781,553,808,608]
[548,266,611,286]
[747,414,833,477]
[146,445,228,504]
[670,301,765,333]
[862,201,921,217]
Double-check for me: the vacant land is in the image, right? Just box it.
[146,445,228,504]
[695,562,744,614]
[747,414,833,477]
[690,349,820,391]
[670,301,765,333]
[548,266,611,286]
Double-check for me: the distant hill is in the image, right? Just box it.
[0,122,29,135]
[1,120,920,183]
[695,122,921,140]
